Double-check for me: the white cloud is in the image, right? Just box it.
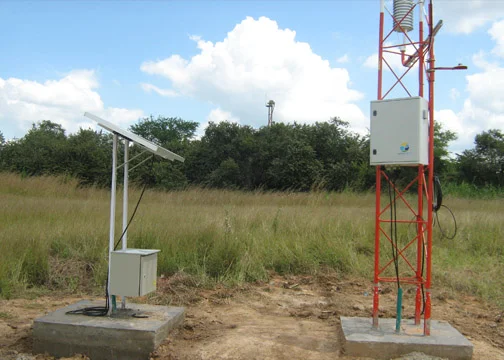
[471,50,499,71]
[141,83,179,97]
[436,1,504,34]
[336,54,349,63]
[449,88,460,101]
[435,98,504,155]
[489,19,504,58]
[466,65,504,113]
[141,16,366,129]
[0,70,143,137]
[434,108,477,155]
[0,70,101,111]
[207,108,239,124]
[436,32,504,154]
[195,108,240,139]
[435,109,461,136]
[363,53,379,69]
[196,108,240,139]
[101,107,144,127]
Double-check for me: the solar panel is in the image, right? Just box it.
[84,112,184,162]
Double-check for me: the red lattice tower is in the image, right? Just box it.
[372,0,436,336]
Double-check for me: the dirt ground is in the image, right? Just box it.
[0,273,503,360]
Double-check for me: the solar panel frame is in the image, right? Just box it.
[84,112,185,162]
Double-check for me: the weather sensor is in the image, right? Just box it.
[84,112,184,314]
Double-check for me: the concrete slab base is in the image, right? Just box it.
[33,300,185,360]
[340,317,473,360]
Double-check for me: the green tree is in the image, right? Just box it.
[66,129,112,186]
[253,123,323,191]
[207,158,241,188]
[150,160,188,190]
[185,121,256,188]
[303,118,351,166]
[304,118,371,191]
[0,131,4,170]
[129,116,199,189]
[130,115,198,151]
[265,139,323,191]
[457,129,504,186]
[434,122,457,178]
[0,121,68,176]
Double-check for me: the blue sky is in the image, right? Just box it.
[1,0,504,154]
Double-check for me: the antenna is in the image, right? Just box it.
[266,100,275,127]
[84,112,184,314]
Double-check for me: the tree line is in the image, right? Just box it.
[0,116,502,192]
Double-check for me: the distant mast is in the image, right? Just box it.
[266,100,275,127]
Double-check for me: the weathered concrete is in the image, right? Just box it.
[340,317,473,360]
[33,300,184,360]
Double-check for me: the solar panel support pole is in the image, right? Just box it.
[121,139,129,310]
[83,112,185,315]
[108,134,118,315]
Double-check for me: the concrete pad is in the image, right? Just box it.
[340,317,473,360]
[33,300,184,360]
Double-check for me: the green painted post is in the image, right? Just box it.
[395,288,403,333]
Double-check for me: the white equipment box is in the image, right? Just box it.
[109,249,160,297]
[370,96,429,166]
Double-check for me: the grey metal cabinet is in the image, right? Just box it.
[109,249,160,297]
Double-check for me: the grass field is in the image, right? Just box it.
[0,173,502,306]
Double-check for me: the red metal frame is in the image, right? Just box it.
[372,0,435,336]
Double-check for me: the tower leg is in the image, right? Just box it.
[415,287,422,324]
[415,167,424,325]
[424,289,431,335]
[373,283,380,327]
[373,166,382,328]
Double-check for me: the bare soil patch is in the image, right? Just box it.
[1,274,503,360]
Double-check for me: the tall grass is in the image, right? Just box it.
[0,173,503,306]
[442,182,504,199]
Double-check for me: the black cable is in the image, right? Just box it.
[66,303,109,316]
[386,170,400,289]
[66,280,109,316]
[433,175,443,212]
[435,204,458,240]
[404,175,456,315]
[115,155,154,251]
[419,174,442,315]
[432,175,458,240]
[421,238,426,315]
[407,213,426,315]
[114,180,149,251]
[420,176,457,313]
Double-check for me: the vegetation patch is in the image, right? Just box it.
[0,174,502,308]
